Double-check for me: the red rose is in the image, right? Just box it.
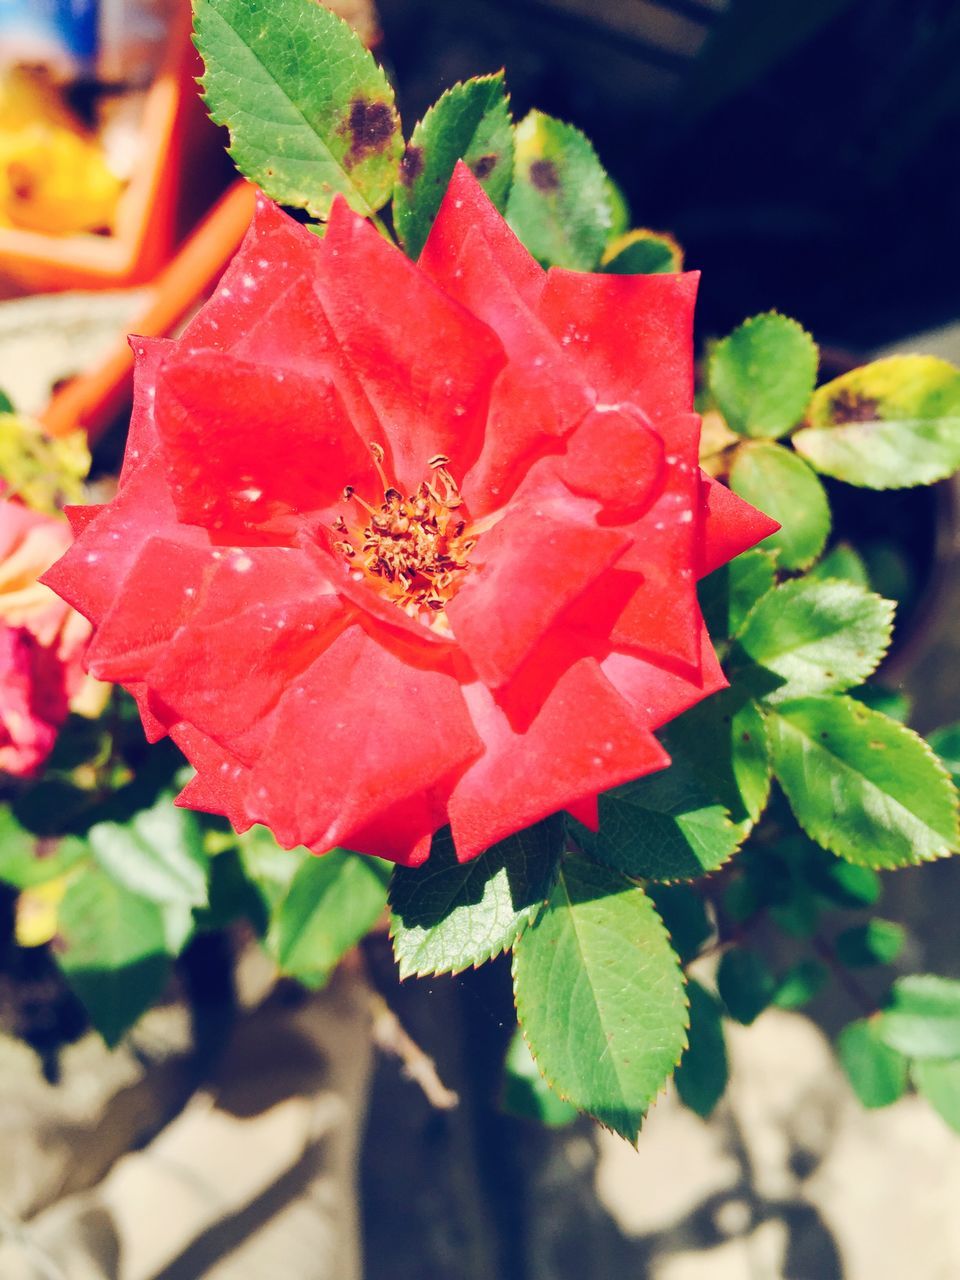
[44,164,776,864]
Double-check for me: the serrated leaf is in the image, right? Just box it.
[838,1018,908,1108]
[674,980,728,1118]
[578,756,743,882]
[55,865,172,1047]
[268,849,390,988]
[717,948,776,1024]
[647,883,712,964]
[88,794,208,908]
[879,975,960,1059]
[849,684,912,723]
[500,1026,578,1128]
[394,73,514,258]
[601,228,683,275]
[664,691,770,830]
[729,442,830,570]
[513,855,687,1141]
[389,819,563,979]
[773,959,828,1009]
[794,355,960,489]
[194,0,402,217]
[808,542,870,587]
[834,919,905,967]
[734,578,894,704]
[912,1059,960,1132]
[767,696,960,869]
[709,312,818,438]
[0,809,88,889]
[698,547,777,642]
[506,110,611,269]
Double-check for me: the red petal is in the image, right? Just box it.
[448,660,670,861]
[155,348,373,535]
[559,404,664,522]
[121,337,175,487]
[537,268,699,420]
[171,722,255,834]
[446,497,629,689]
[696,473,780,577]
[602,626,727,730]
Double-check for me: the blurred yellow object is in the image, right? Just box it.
[0,68,123,235]
[15,877,66,948]
[0,411,90,511]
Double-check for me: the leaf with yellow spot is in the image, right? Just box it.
[15,877,67,948]
[602,228,683,275]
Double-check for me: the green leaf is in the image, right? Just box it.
[578,756,744,882]
[389,819,563,979]
[666,691,770,830]
[88,794,208,908]
[647,883,712,964]
[849,684,912,723]
[834,919,906,968]
[808,542,870,587]
[717,948,776,1024]
[773,959,828,1009]
[601,228,683,275]
[912,1059,960,1132]
[767,696,959,868]
[500,1027,578,1128]
[793,355,960,489]
[879,975,960,1059]
[55,865,172,1046]
[838,1018,908,1108]
[513,855,687,1140]
[236,824,306,910]
[674,980,728,1118]
[734,578,894,704]
[194,0,402,218]
[729,443,830,570]
[0,388,13,413]
[708,312,818,439]
[698,547,777,642]
[393,73,514,258]
[506,110,611,269]
[929,723,960,787]
[268,849,390,988]
[806,855,881,908]
[0,809,88,889]
[604,176,630,238]
[194,848,268,935]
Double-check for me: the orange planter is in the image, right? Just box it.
[0,1,198,294]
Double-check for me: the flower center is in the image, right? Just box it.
[333,443,476,627]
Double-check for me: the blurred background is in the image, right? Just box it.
[2,2,960,1278]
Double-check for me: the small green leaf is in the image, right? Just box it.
[194,848,268,935]
[394,73,514,258]
[194,0,402,217]
[929,723,960,788]
[834,920,906,968]
[879,975,960,1059]
[717,948,776,1024]
[735,578,894,703]
[389,819,563,979]
[912,1059,960,1132]
[579,756,744,882]
[664,691,770,829]
[709,312,818,438]
[793,355,960,489]
[513,855,687,1140]
[838,1018,908,1108]
[729,442,830,570]
[56,865,172,1046]
[773,959,828,1009]
[88,794,208,908]
[808,542,870,587]
[806,856,881,908]
[601,228,683,275]
[0,809,88,889]
[647,883,712,964]
[675,980,728,1118]
[500,1027,578,1128]
[0,389,13,413]
[268,849,390,988]
[236,824,306,911]
[506,110,611,269]
[767,696,959,868]
[849,684,912,723]
[698,547,777,642]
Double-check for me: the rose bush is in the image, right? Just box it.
[0,499,90,776]
[45,164,774,865]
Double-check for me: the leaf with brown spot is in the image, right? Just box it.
[393,73,515,259]
[194,0,402,217]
